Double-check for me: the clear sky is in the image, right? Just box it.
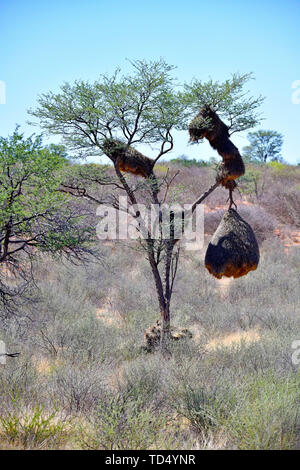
[0,0,299,163]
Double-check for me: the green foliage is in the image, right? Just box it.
[239,167,265,198]
[0,127,65,226]
[267,161,300,183]
[29,61,263,164]
[46,143,69,161]
[79,394,166,450]
[175,385,229,433]
[60,161,114,190]
[153,163,168,174]
[182,72,264,134]
[243,129,283,162]
[268,160,286,170]
[0,128,95,257]
[0,395,67,449]
[29,59,183,159]
[0,128,96,310]
[226,373,300,449]
[170,155,211,167]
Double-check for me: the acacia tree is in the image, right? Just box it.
[29,60,264,351]
[243,130,283,162]
[182,72,264,135]
[0,128,95,315]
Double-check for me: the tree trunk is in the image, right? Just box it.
[160,304,171,353]
[160,238,174,353]
[146,240,172,354]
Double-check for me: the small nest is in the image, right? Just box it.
[102,138,155,177]
[143,320,193,353]
[205,208,260,279]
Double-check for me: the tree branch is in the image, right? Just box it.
[191,181,220,214]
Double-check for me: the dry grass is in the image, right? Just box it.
[205,329,261,351]
[1,161,300,450]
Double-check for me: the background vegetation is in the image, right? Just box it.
[0,157,299,450]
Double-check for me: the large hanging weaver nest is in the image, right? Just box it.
[189,105,245,186]
[102,139,155,178]
[205,209,260,279]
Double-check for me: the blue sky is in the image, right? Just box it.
[0,0,299,163]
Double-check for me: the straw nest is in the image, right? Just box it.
[205,208,260,279]
[189,106,245,185]
[102,139,155,178]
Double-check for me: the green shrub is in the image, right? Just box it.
[0,398,67,449]
[79,394,166,450]
[171,374,237,437]
[226,373,300,449]
[170,157,211,167]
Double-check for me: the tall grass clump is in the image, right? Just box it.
[226,372,300,449]
[0,395,68,450]
[78,393,167,450]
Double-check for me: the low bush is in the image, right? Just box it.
[0,398,68,449]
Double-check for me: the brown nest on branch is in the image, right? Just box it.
[205,208,260,279]
[189,105,245,186]
[102,139,155,178]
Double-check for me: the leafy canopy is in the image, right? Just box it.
[0,127,65,226]
[0,127,93,261]
[243,130,283,162]
[29,59,183,159]
[29,60,264,161]
[182,72,264,135]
